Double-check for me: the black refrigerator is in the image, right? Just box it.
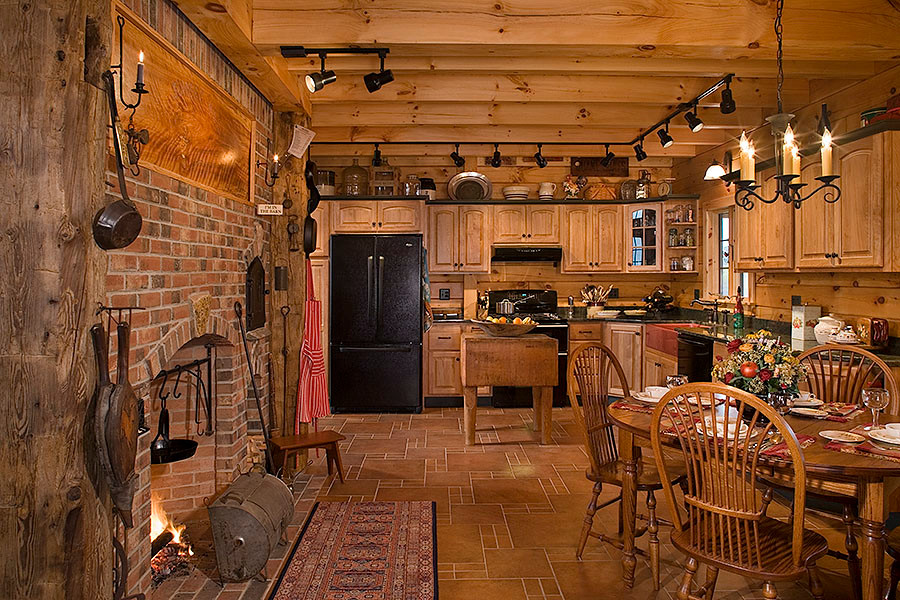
[329,234,423,413]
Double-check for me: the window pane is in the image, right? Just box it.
[719,269,729,296]
[720,215,730,240]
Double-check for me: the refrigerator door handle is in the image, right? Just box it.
[367,255,375,324]
[377,255,385,328]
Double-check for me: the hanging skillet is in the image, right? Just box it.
[93,70,142,250]
[303,159,319,256]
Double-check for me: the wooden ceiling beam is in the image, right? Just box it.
[303,73,807,107]
[176,0,310,114]
[309,142,694,158]
[310,101,763,129]
[253,1,900,59]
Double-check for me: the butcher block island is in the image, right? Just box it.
[460,331,558,445]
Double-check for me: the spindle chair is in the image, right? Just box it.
[760,344,898,600]
[566,342,686,590]
[650,383,828,600]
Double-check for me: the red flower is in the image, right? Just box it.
[723,372,734,383]
[759,369,773,381]
[715,355,723,362]
[726,339,742,353]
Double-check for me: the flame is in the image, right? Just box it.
[739,131,754,156]
[791,144,800,158]
[783,124,795,147]
[822,128,832,149]
[139,50,144,63]
[150,497,186,544]
[273,154,279,162]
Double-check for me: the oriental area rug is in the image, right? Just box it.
[269,501,437,600]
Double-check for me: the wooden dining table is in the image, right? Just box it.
[608,403,900,600]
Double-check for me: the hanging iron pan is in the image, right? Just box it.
[303,216,317,256]
[94,70,142,250]
[150,369,198,464]
[304,159,321,215]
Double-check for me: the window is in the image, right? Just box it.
[713,208,750,299]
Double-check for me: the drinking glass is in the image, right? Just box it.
[768,390,793,416]
[862,388,891,430]
[666,375,688,389]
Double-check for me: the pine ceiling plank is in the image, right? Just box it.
[309,142,696,157]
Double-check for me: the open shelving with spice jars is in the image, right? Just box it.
[663,198,699,273]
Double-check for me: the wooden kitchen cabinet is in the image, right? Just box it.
[426,205,491,274]
[424,323,488,397]
[624,203,662,272]
[492,205,560,244]
[561,205,622,272]
[734,171,793,270]
[492,205,527,243]
[603,322,643,395]
[643,347,677,387]
[331,199,422,233]
[310,201,330,256]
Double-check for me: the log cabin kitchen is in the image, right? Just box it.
[4,1,900,599]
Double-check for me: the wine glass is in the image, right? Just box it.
[862,388,890,431]
[666,375,688,389]
[768,390,793,416]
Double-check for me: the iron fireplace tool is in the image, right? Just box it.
[234,302,276,474]
[280,305,291,435]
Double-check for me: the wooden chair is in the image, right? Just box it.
[650,383,828,600]
[760,344,899,600]
[566,342,686,590]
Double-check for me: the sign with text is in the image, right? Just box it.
[256,204,284,216]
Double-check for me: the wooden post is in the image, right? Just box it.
[0,0,113,598]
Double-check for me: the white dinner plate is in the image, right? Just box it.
[790,407,829,418]
[632,391,662,404]
[867,429,900,446]
[696,417,757,440]
[792,398,824,408]
[819,430,865,443]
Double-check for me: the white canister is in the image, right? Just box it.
[539,182,557,197]
[791,305,821,341]
[814,315,844,344]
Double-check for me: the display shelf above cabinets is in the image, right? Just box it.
[323,195,427,201]
[425,194,699,206]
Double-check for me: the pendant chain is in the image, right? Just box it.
[775,0,784,113]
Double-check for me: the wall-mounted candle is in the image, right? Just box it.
[739,132,755,181]
[136,51,145,86]
[791,144,801,177]
[272,154,280,177]
[821,128,833,177]
[782,125,796,174]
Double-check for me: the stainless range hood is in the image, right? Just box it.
[491,246,563,263]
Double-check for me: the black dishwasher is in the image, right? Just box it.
[677,333,713,382]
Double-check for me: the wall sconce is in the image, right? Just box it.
[257,152,281,187]
[110,15,150,175]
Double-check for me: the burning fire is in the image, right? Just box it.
[151,498,187,546]
[150,497,194,586]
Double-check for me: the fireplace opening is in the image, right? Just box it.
[150,497,194,587]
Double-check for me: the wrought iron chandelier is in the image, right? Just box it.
[734,0,840,211]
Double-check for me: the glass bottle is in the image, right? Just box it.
[635,170,652,199]
[684,227,695,246]
[372,157,395,196]
[685,204,695,223]
[673,204,684,223]
[401,174,420,196]
[682,255,694,271]
[668,228,678,248]
[342,158,369,196]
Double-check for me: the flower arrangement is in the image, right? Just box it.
[711,329,807,395]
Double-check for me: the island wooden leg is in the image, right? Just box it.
[619,428,637,588]
[535,387,553,445]
[859,478,886,600]
[532,387,544,434]
[463,386,478,446]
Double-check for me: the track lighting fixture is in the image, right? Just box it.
[490,143,502,168]
[599,145,616,167]
[684,106,704,132]
[372,143,382,167]
[657,123,674,148]
[305,54,336,93]
[720,81,736,114]
[363,51,394,93]
[449,144,466,168]
[533,144,548,168]
[633,142,648,162]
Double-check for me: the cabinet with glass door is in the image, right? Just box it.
[625,203,662,272]
[663,199,699,273]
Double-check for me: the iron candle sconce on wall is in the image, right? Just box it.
[110,15,150,174]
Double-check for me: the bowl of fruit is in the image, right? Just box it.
[473,316,538,337]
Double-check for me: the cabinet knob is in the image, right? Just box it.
[527,233,532,238]
[455,357,460,362]
[372,222,376,227]
[378,222,383,227]
[522,233,526,238]
[634,331,641,336]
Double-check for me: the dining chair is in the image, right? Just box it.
[650,383,828,600]
[566,342,686,590]
[761,344,899,600]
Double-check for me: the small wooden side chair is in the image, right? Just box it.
[567,342,686,590]
[270,430,346,482]
[651,383,828,600]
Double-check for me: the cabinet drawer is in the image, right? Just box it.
[428,325,461,350]
[569,322,605,340]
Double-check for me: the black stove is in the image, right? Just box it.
[486,289,561,322]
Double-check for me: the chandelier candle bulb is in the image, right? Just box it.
[782,125,795,175]
[821,129,833,177]
[137,51,144,85]
[272,154,280,177]
[791,145,801,176]
[739,132,754,181]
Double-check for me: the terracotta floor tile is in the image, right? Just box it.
[374,486,451,514]
[439,579,528,600]
[437,523,486,563]
[327,478,380,496]
[427,471,472,487]
[472,478,549,505]
[348,437,409,454]
[522,446,589,467]
[446,452,513,472]
[339,421,396,434]
[485,548,553,578]
[357,458,425,480]
[511,463,561,479]
[450,503,506,524]
[506,513,585,548]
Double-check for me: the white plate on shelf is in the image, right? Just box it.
[868,429,900,446]
[790,407,829,418]
[819,430,865,443]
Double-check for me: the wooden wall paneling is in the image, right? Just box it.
[115,3,256,204]
[0,0,113,595]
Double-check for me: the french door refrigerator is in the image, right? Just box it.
[329,234,423,412]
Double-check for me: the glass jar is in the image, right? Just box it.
[684,227,695,246]
[682,255,695,271]
[665,208,675,224]
[668,228,678,248]
[635,170,652,199]
[401,174,420,196]
[342,158,369,196]
[685,204,695,222]
[670,258,681,271]
[678,231,686,246]
[673,204,684,223]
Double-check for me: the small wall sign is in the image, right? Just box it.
[256,203,284,216]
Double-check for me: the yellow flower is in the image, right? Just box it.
[739,343,753,352]
[746,333,757,339]
[764,354,775,364]
[757,329,771,337]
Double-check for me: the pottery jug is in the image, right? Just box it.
[814,315,844,344]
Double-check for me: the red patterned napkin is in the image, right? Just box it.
[610,400,654,414]
[825,440,900,464]
[760,434,816,459]
[821,403,864,422]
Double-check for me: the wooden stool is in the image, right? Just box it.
[269,430,346,482]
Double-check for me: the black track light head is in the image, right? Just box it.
[720,84,736,114]
[450,143,465,168]
[633,142,647,162]
[657,124,674,149]
[533,144,548,168]
[684,110,704,132]
[306,55,336,93]
[372,143,382,167]
[599,145,616,168]
[364,68,394,93]
[490,143,502,168]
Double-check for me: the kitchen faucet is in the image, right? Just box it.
[691,298,721,325]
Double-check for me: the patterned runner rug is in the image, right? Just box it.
[269,501,437,600]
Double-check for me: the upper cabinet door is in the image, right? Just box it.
[458,206,491,272]
[594,205,623,271]
[759,173,795,270]
[795,159,832,268]
[625,203,662,271]
[310,201,330,257]
[733,194,762,270]
[331,201,377,233]
[561,206,592,272]
[378,200,422,232]
[833,137,884,268]
[427,206,458,273]
[526,205,560,243]
[492,205,527,244]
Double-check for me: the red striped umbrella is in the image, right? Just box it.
[296,259,329,431]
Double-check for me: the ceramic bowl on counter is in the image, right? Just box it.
[473,321,537,337]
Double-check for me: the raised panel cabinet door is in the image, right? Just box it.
[733,194,763,270]
[561,206,593,272]
[331,201,377,232]
[760,172,795,269]
[427,206,458,273]
[311,201,330,257]
[795,159,832,268]
[458,206,491,272]
[603,323,643,395]
[526,205,560,243]
[378,200,422,232]
[426,351,462,396]
[594,205,623,271]
[833,137,884,268]
[492,205,527,243]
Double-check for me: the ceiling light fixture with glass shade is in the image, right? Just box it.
[733,0,840,211]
